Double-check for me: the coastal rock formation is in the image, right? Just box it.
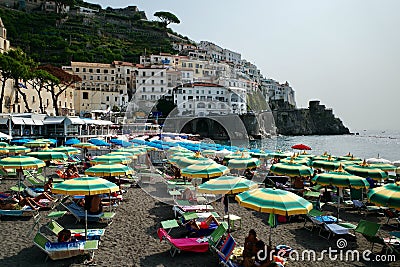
[272,100,350,135]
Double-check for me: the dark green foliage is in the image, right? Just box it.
[0,7,178,66]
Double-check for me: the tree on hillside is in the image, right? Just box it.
[38,65,81,116]
[26,69,59,114]
[154,11,180,27]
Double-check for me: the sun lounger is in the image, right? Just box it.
[0,205,39,217]
[303,209,324,232]
[173,204,214,217]
[214,234,238,267]
[33,232,99,261]
[352,200,382,215]
[355,220,384,252]
[63,202,115,224]
[46,220,105,240]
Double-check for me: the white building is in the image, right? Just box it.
[173,82,247,117]
[0,18,10,54]
[134,67,167,109]
[262,78,296,107]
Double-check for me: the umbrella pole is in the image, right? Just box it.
[85,209,88,241]
[337,188,340,222]
[269,226,272,247]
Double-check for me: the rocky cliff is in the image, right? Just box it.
[272,100,350,135]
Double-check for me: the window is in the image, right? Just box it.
[151,72,155,76]
[151,80,154,85]
[142,79,145,84]
[106,96,110,101]
[150,95,155,100]
[90,76,93,80]
[75,68,80,72]
[32,96,35,102]
[127,69,130,74]
[160,72,163,77]
[183,96,186,100]
[142,95,147,100]
[160,87,164,92]
[83,68,86,72]
[83,92,89,99]
[152,87,155,92]
[104,69,108,74]
[96,69,100,73]
[160,80,164,85]
[115,97,118,101]
[142,87,146,92]
[89,69,93,73]
[142,71,146,76]
[111,77,114,81]
[97,76,100,80]
[183,104,186,108]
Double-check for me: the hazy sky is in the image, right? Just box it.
[91,0,400,132]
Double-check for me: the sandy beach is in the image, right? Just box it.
[0,178,399,267]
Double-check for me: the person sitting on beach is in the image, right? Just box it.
[253,240,272,267]
[188,215,219,230]
[58,229,72,243]
[0,192,54,210]
[44,178,53,192]
[243,229,259,266]
[85,195,103,215]
[182,187,196,202]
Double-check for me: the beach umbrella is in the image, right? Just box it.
[115,148,147,156]
[201,149,217,158]
[250,151,270,159]
[109,151,138,159]
[52,176,119,239]
[181,161,229,179]
[85,163,134,177]
[168,151,196,164]
[0,147,9,154]
[215,148,233,158]
[90,154,132,165]
[267,151,292,159]
[109,139,132,147]
[88,138,111,147]
[168,146,190,153]
[392,161,400,167]
[174,152,213,169]
[27,151,68,161]
[72,142,100,150]
[228,155,261,170]
[366,157,391,164]
[51,146,80,155]
[312,152,336,161]
[6,145,31,154]
[0,142,9,147]
[65,138,81,145]
[344,161,388,181]
[368,163,397,172]
[367,182,400,210]
[37,138,57,145]
[337,153,361,161]
[311,158,342,171]
[291,144,311,150]
[10,138,33,145]
[236,188,312,245]
[197,175,258,194]
[223,152,251,164]
[312,165,370,220]
[270,161,313,177]
[24,140,49,148]
[281,157,311,166]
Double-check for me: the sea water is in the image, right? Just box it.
[257,130,400,162]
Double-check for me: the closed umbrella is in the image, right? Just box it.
[181,161,229,179]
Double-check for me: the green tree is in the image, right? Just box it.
[27,69,58,114]
[38,65,81,116]
[154,11,180,27]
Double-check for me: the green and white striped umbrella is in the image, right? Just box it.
[0,147,9,154]
[312,167,369,189]
[337,153,361,161]
[0,155,45,170]
[174,152,213,169]
[27,151,68,161]
[311,159,342,171]
[51,146,80,155]
[267,151,292,159]
[52,176,119,196]
[115,147,147,155]
[168,151,196,164]
[312,152,336,161]
[270,161,313,177]
[368,163,397,172]
[25,140,48,148]
[201,149,217,157]
[7,145,31,154]
[235,188,313,216]
[344,162,388,180]
[181,161,229,179]
[367,182,400,210]
[0,142,9,147]
[197,175,258,194]
[85,163,134,177]
[109,151,138,159]
[228,156,261,170]
[72,142,99,150]
[250,151,270,158]
[90,154,132,165]
[223,152,250,164]
[281,157,311,166]
[168,146,191,153]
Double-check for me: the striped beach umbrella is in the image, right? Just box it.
[85,163,134,177]
[311,159,342,171]
[115,147,147,155]
[27,151,68,161]
[367,182,400,210]
[174,153,213,169]
[52,176,119,195]
[281,157,311,166]
[250,151,270,158]
[338,153,361,161]
[201,149,217,158]
[0,155,45,170]
[270,161,313,177]
[368,163,397,172]
[0,142,9,147]
[72,142,99,150]
[312,152,336,161]
[197,175,258,194]
[0,147,9,154]
[90,154,132,165]
[51,146,80,155]
[181,161,229,179]
[168,151,196,164]
[25,140,48,148]
[344,161,388,180]
[168,146,191,153]
[312,168,369,189]
[109,151,138,159]
[223,152,250,164]
[228,156,261,170]
[7,145,31,154]
[267,151,292,159]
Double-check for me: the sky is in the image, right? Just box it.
[90,0,400,132]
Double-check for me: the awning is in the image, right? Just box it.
[0,118,8,125]
[43,117,65,125]
[23,118,35,125]
[67,117,85,125]
[12,117,25,125]
[33,119,44,126]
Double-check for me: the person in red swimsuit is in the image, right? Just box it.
[189,215,219,230]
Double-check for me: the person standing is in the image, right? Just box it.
[222,194,229,215]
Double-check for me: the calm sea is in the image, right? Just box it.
[258,130,400,162]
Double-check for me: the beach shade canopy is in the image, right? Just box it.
[51,146,80,155]
[168,152,196,164]
[291,144,311,150]
[312,152,336,161]
[27,151,68,161]
[10,138,33,145]
[270,161,313,177]
[235,188,313,216]
[65,138,81,145]
[52,176,119,196]
[115,147,147,155]
[109,151,138,159]
[267,151,292,159]
[281,157,311,166]
[344,161,388,180]
[0,155,45,170]
[337,153,361,161]
[24,140,50,148]
[88,138,111,147]
[168,146,191,153]
[6,145,31,154]
[174,152,214,169]
[109,139,132,147]
[311,158,342,171]
[0,142,9,147]
[0,147,9,154]
[72,142,99,150]
[85,163,134,177]
[197,175,258,194]
[201,149,217,157]
[228,156,261,170]
[312,167,370,189]
[367,182,400,210]
[250,151,270,158]
[90,154,132,165]
[368,163,397,172]
[181,161,229,179]
[366,157,391,164]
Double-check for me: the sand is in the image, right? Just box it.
[0,179,399,267]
